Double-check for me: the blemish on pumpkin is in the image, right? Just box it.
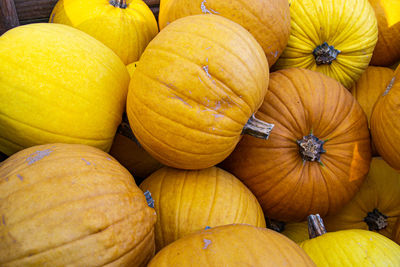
[203,65,212,79]
[271,50,279,58]
[17,174,23,181]
[81,158,91,165]
[203,239,212,249]
[205,226,211,230]
[383,77,395,96]
[170,95,192,108]
[106,157,112,161]
[26,149,52,165]
[50,13,55,23]
[206,46,211,50]
[2,215,5,225]
[200,0,219,14]
[213,114,224,119]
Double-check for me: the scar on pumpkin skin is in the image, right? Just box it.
[203,239,212,249]
[17,174,23,181]
[26,149,52,165]
[2,215,5,225]
[81,158,91,165]
[201,0,219,14]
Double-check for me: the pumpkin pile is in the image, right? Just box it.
[1,0,400,265]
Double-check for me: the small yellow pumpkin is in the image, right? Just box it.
[139,166,266,251]
[50,0,158,65]
[0,23,129,156]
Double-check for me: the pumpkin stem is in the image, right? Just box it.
[297,134,326,162]
[144,190,155,208]
[117,113,142,147]
[266,217,285,233]
[313,42,341,65]
[110,0,127,8]
[308,214,327,239]
[364,208,388,231]
[242,114,274,140]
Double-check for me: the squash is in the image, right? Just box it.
[300,215,400,266]
[148,224,316,266]
[221,68,371,222]
[158,0,291,66]
[371,66,400,170]
[50,0,158,65]
[127,14,272,169]
[351,66,394,155]
[139,166,266,251]
[273,0,378,89]
[369,0,400,66]
[282,221,309,244]
[323,157,400,244]
[0,23,129,156]
[0,143,156,266]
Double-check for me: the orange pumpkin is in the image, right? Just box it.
[148,224,316,266]
[158,0,291,66]
[369,0,400,66]
[324,157,400,244]
[0,143,156,266]
[221,68,371,222]
[350,66,394,155]
[139,166,266,251]
[371,66,400,170]
[127,14,272,169]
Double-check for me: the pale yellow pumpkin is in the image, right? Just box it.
[0,23,129,156]
[274,0,378,89]
[139,166,266,251]
[0,143,156,266]
[50,0,158,65]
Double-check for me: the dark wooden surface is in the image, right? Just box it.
[0,0,160,34]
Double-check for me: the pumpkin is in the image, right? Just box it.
[127,14,272,169]
[158,0,291,66]
[50,0,158,65]
[139,166,266,251]
[221,68,371,222]
[0,23,129,156]
[323,157,400,244]
[148,224,316,266]
[273,0,378,89]
[351,66,394,155]
[369,0,400,66]
[0,143,156,266]
[394,219,400,244]
[300,215,400,266]
[371,66,400,170]
[282,221,309,244]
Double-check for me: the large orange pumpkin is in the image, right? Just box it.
[50,0,158,65]
[221,68,371,222]
[148,224,316,266]
[139,166,266,251]
[0,143,156,266]
[324,157,400,244]
[158,0,291,66]
[127,14,272,169]
[0,23,129,156]
[274,0,378,89]
[371,66,400,170]
[369,0,400,66]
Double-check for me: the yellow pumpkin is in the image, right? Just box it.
[0,143,156,266]
[369,0,400,66]
[158,0,291,66]
[127,14,271,169]
[148,224,316,266]
[274,0,378,89]
[350,66,394,155]
[139,166,266,251]
[324,157,400,244]
[50,0,158,65]
[282,221,309,244]
[300,215,400,266]
[371,65,400,170]
[0,23,129,156]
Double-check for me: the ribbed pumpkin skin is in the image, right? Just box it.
[371,67,400,170]
[324,157,400,243]
[369,0,400,66]
[0,23,129,156]
[127,15,269,169]
[139,166,266,251]
[300,229,400,266]
[351,66,394,155]
[148,224,316,266]
[221,68,371,222]
[274,0,378,89]
[158,0,291,66]
[0,143,156,266]
[50,0,158,65]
